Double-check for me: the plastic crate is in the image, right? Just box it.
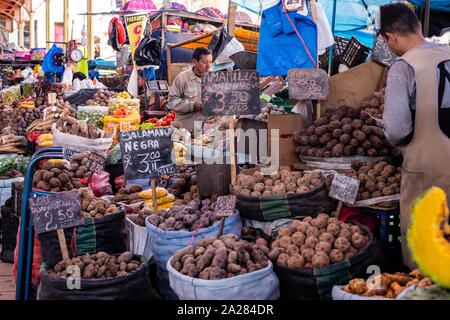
[319,36,350,74]
[339,36,371,68]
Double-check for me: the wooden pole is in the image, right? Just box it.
[87,0,93,60]
[46,0,50,50]
[218,217,225,237]
[229,116,236,186]
[310,0,321,120]
[63,0,69,43]
[57,229,69,260]
[150,178,158,214]
[29,11,35,49]
[227,1,237,36]
[423,0,430,37]
[18,22,24,48]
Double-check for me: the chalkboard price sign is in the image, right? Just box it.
[29,191,83,234]
[201,70,260,116]
[85,152,106,175]
[371,35,398,67]
[328,174,360,205]
[287,68,329,100]
[63,147,81,162]
[214,195,237,217]
[119,128,177,181]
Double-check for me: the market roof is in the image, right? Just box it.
[0,0,32,33]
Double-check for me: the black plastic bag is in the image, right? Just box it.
[208,28,233,61]
[134,36,161,66]
[108,22,120,51]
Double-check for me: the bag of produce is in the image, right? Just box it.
[108,98,140,114]
[166,234,280,300]
[52,123,113,156]
[76,105,109,128]
[38,253,155,300]
[125,215,153,260]
[2,85,21,104]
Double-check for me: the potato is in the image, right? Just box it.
[312,252,330,268]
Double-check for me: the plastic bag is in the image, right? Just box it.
[208,28,233,61]
[51,123,113,156]
[215,36,245,64]
[292,100,314,126]
[89,172,113,197]
[134,36,161,66]
[103,109,140,141]
[108,99,140,114]
[77,105,109,127]
[62,66,73,85]
[2,86,21,104]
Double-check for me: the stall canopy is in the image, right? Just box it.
[409,0,450,12]
[225,11,253,24]
[0,0,32,33]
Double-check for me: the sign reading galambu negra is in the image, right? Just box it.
[201,70,260,116]
[119,127,177,181]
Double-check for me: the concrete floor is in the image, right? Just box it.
[0,245,16,300]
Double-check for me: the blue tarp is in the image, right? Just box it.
[409,0,450,12]
[335,29,375,49]
[88,59,116,68]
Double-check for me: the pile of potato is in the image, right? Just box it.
[170,234,270,280]
[69,152,90,179]
[46,251,142,279]
[268,215,370,269]
[33,161,82,192]
[350,160,401,201]
[169,173,199,205]
[254,103,287,122]
[294,105,400,158]
[361,88,385,119]
[112,184,144,205]
[342,269,433,298]
[55,116,102,139]
[0,169,23,179]
[0,101,45,135]
[86,90,117,106]
[78,187,120,218]
[234,169,323,197]
[145,198,220,231]
[171,165,196,180]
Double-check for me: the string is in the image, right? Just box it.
[190,223,203,246]
[280,0,317,69]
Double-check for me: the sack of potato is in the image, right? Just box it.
[32,161,83,192]
[268,217,381,300]
[38,252,155,300]
[234,169,336,222]
[166,234,280,300]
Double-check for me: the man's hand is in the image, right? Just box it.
[194,101,202,112]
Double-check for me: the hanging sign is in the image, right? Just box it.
[328,173,360,205]
[29,191,83,234]
[85,152,106,175]
[371,35,398,67]
[119,127,177,181]
[201,70,261,116]
[124,14,147,60]
[287,68,329,100]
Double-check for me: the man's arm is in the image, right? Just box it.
[167,77,195,115]
[383,61,415,147]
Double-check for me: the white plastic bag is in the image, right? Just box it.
[215,36,245,64]
[62,66,73,85]
[292,100,314,125]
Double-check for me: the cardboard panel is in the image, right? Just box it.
[267,114,307,136]
[321,61,387,111]
[168,63,193,86]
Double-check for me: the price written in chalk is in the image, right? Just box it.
[287,68,329,100]
[328,173,360,205]
[85,152,106,175]
[29,191,83,234]
[63,148,81,162]
[371,35,398,67]
[201,70,260,116]
[119,127,177,181]
[214,195,236,217]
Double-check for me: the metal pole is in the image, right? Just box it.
[424,0,430,37]
[328,0,337,76]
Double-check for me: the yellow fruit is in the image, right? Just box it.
[407,186,450,288]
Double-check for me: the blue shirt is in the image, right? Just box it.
[257,2,318,76]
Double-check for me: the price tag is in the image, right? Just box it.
[29,191,83,234]
[287,68,329,100]
[201,70,261,116]
[119,127,177,181]
[85,152,106,175]
[214,195,237,218]
[155,175,170,189]
[371,35,398,67]
[63,147,81,162]
[328,173,360,205]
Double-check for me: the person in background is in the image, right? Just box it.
[168,47,213,132]
[380,3,450,269]
[94,44,101,59]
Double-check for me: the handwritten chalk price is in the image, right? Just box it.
[328,173,360,205]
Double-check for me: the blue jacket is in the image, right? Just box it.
[257,2,318,76]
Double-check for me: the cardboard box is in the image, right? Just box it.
[268,114,307,167]
[168,63,193,86]
[321,61,387,111]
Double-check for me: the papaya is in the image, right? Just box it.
[407,187,450,288]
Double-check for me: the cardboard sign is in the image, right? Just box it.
[287,68,329,100]
[201,70,261,116]
[214,195,237,217]
[119,128,177,181]
[328,173,360,205]
[371,35,398,67]
[29,191,83,234]
[63,147,81,162]
[85,152,106,175]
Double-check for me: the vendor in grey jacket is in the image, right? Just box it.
[380,3,450,269]
[168,47,213,132]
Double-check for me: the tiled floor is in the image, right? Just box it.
[0,245,15,300]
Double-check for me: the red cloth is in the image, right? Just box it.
[339,206,379,236]
[14,224,42,285]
